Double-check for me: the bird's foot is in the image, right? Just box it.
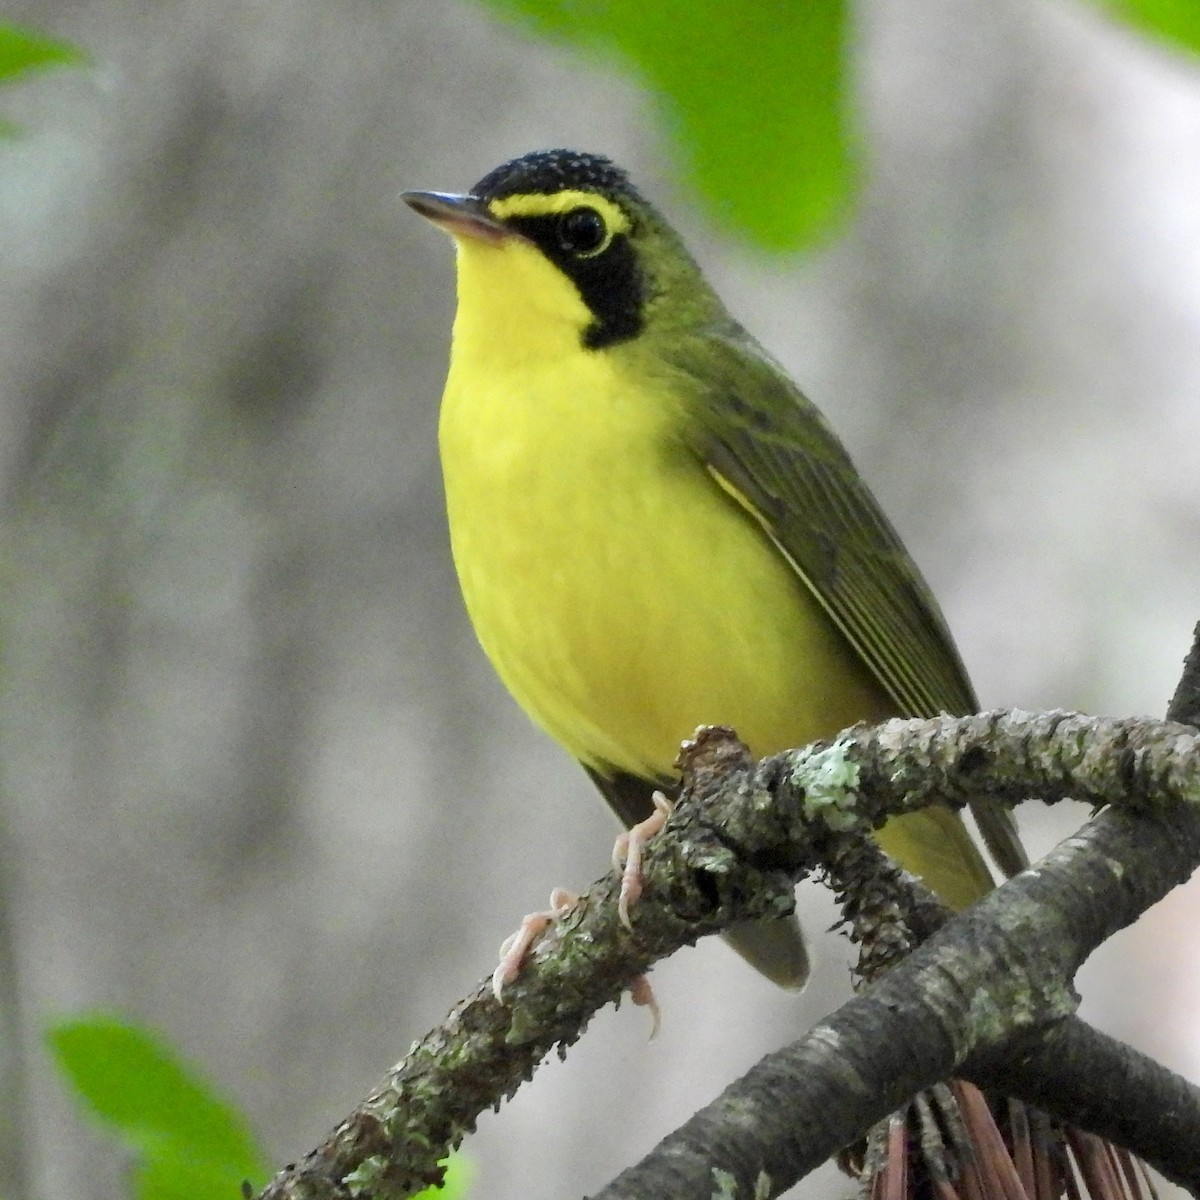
[612,789,674,930]
[492,886,662,1035]
[493,887,578,1001]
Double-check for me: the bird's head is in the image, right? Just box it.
[404,149,726,361]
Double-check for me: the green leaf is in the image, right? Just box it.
[134,1146,262,1200]
[0,23,85,85]
[477,0,853,252]
[47,1015,268,1199]
[1093,0,1200,55]
[414,1153,472,1200]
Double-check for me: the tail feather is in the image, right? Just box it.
[722,913,810,989]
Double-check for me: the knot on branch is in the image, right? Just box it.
[676,725,871,873]
[665,726,801,926]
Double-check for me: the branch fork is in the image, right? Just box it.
[258,705,1200,1200]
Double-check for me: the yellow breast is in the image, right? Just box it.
[438,240,890,781]
[437,233,992,910]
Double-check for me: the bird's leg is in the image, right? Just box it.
[492,887,577,1001]
[612,789,674,930]
[492,886,662,1034]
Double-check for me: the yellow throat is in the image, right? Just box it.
[440,229,891,783]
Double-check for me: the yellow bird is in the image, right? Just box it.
[404,149,1025,988]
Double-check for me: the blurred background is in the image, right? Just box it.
[0,0,1198,1197]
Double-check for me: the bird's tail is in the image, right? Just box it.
[722,913,810,989]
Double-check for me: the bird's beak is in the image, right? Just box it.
[402,190,511,245]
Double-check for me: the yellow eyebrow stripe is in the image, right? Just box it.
[489,190,631,236]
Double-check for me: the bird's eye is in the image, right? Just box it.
[557,207,608,256]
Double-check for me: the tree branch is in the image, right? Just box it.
[256,710,1200,1200]
[592,793,1200,1199]
[1167,619,1200,726]
[255,747,797,1200]
[971,1014,1200,1182]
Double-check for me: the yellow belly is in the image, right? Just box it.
[440,346,893,778]
[440,343,992,908]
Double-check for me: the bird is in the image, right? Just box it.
[402,149,1157,1200]
[402,148,1028,989]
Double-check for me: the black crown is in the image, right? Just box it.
[472,149,639,204]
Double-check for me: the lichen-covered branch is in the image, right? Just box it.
[972,1010,1200,1183]
[735,709,1200,874]
[256,709,1200,1200]
[255,751,798,1200]
[591,768,1200,1199]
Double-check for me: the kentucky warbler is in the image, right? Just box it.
[404,149,1026,988]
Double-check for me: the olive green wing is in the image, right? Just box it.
[669,329,1027,879]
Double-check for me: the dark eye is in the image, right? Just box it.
[557,207,608,255]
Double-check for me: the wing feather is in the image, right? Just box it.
[665,329,1027,878]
